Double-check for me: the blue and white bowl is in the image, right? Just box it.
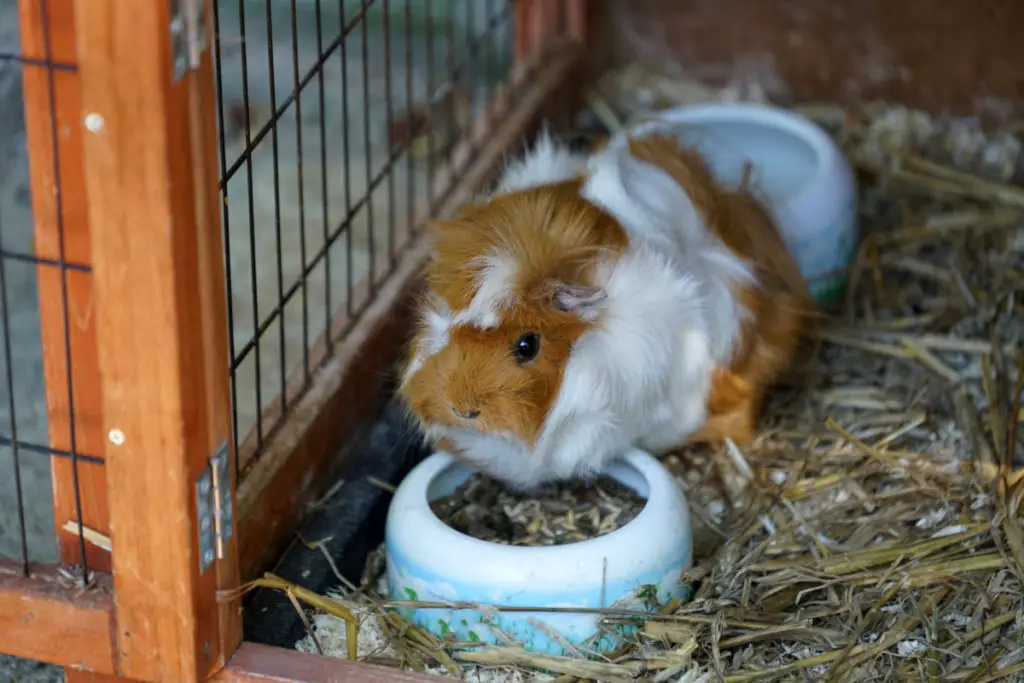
[385,449,693,655]
[614,101,859,303]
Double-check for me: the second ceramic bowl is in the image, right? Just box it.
[612,101,859,303]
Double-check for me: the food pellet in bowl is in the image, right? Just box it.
[429,473,648,546]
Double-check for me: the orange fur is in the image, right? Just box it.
[422,179,627,313]
[705,367,753,415]
[587,133,611,153]
[401,180,628,450]
[403,135,814,461]
[626,135,815,447]
[402,305,589,447]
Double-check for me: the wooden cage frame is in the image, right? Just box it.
[0,1,589,681]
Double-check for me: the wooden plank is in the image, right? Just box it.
[65,674,140,683]
[234,42,584,581]
[189,0,245,669]
[234,237,420,581]
[566,0,588,44]
[514,0,540,61]
[74,1,240,681]
[214,642,440,683]
[0,562,116,674]
[513,0,583,62]
[18,0,111,573]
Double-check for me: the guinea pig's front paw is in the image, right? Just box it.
[707,367,753,415]
[435,437,457,453]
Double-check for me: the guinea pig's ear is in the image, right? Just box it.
[551,282,607,320]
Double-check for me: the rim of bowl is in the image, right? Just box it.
[386,449,689,570]
[615,101,844,206]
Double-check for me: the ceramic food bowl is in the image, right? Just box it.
[612,102,859,303]
[385,449,693,655]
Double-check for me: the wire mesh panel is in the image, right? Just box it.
[0,0,104,584]
[0,35,55,571]
[218,0,589,581]
[213,0,525,476]
[0,0,242,676]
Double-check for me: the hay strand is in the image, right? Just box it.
[279,71,1024,682]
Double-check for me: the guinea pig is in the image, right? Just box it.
[398,129,814,489]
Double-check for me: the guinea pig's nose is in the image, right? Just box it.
[453,406,481,420]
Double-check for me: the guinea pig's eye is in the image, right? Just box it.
[513,332,541,364]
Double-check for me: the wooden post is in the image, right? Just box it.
[514,0,541,61]
[188,2,245,664]
[515,0,588,63]
[74,0,242,681]
[214,643,439,683]
[18,0,111,574]
[65,673,141,683]
[0,564,117,674]
[566,0,588,45]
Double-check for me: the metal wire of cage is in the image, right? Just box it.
[215,0,518,477]
[0,0,588,681]
[0,0,100,586]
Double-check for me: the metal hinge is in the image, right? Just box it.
[170,0,208,83]
[196,441,233,574]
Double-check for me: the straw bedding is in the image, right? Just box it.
[265,64,1024,682]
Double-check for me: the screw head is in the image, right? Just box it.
[84,113,104,133]
[108,429,125,446]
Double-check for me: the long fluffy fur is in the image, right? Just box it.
[399,129,809,488]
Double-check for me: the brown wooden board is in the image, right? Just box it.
[65,674,141,683]
[75,1,241,680]
[214,643,440,683]
[18,0,111,573]
[189,1,246,670]
[602,0,1024,121]
[0,563,116,674]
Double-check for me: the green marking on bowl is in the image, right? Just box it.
[809,274,849,303]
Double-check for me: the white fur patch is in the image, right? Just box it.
[490,129,589,197]
[581,134,755,364]
[437,244,718,489]
[402,252,519,386]
[401,295,452,387]
[409,130,761,488]
[405,134,586,377]
[450,252,518,329]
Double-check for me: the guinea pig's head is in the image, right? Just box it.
[399,179,626,448]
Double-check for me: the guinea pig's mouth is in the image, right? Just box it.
[432,423,522,444]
